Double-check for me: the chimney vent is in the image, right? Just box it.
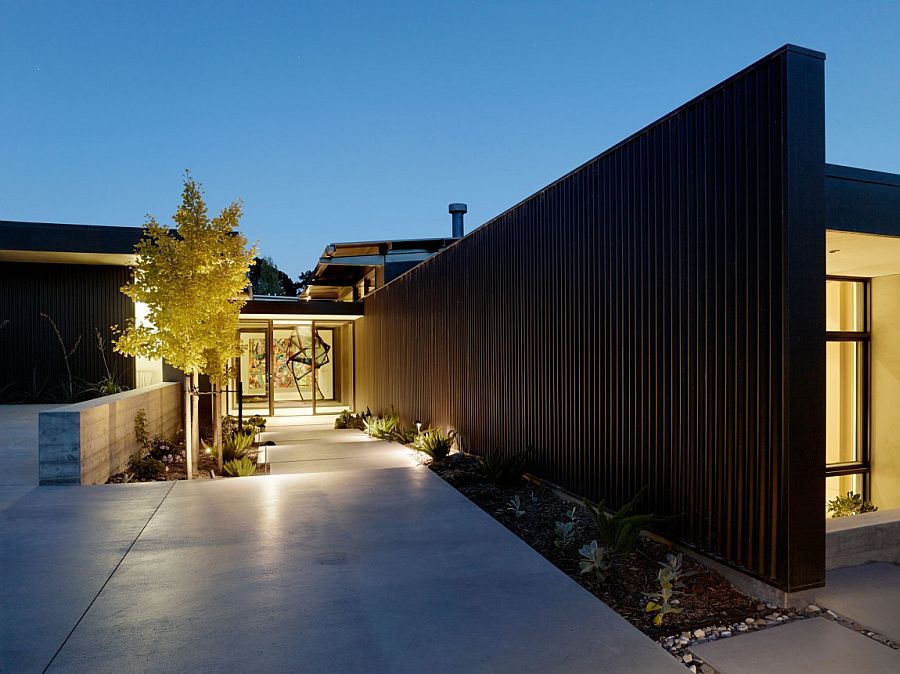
[449,203,467,238]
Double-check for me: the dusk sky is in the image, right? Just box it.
[2,1,899,278]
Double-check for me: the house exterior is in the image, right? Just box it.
[349,45,900,597]
[3,44,900,598]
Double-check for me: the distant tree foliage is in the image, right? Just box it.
[248,256,299,296]
[297,269,315,293]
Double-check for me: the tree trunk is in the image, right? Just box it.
[191,369,200,473]
[213,374,223,470]
[183,374,193,480]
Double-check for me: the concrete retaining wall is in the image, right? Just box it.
[826,508,900,570]
[39,382,182,485]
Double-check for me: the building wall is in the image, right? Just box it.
[870,274,900,509]
[355,46,827,592]
[0,262,136,401]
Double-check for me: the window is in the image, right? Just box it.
[825,278,870,508]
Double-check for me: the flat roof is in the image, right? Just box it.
[0,220,142,265]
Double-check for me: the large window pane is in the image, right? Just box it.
[825,474,864,512]
[825,340,863,464]
[826,279,866,332]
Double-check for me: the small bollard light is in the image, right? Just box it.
[415,420,422,434]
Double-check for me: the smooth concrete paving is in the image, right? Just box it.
[691,617,900,674]
[813,563,900,643]
[0,405,59,513]
[0,483,171,673]
[265,416,422,475]
[1,417,682,673]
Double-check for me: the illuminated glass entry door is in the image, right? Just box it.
[233,320,352,416]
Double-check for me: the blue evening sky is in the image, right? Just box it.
[2,1,899,277]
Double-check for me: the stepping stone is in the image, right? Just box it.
[691,617,900,674]
[814,563,900,644]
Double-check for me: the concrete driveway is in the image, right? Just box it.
[0,404,59,513]
[0,416,681,673]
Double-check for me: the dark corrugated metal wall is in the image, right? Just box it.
[355,46,826,591]
[0,263,135,400]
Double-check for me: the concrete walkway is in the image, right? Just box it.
[691,562,900,673]
[813,563,900,644]
[0,415,682,673]
[0,404,59,512]
[692,617,900,674]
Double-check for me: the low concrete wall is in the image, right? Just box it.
[39,382,182,485]
[826,508,900,570]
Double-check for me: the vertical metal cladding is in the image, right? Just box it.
[0,263,135,399]
[356,46,826,591]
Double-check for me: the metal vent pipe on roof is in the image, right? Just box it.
[449,203,467,238]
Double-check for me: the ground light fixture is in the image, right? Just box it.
[415,420,422,434]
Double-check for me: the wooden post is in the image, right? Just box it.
[183,374,193,480]
[191,369,200,473]
[214,374,223,470]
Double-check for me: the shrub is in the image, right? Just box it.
[584,487,669,554]
[134,409,149,450]
[364,410,399,439]
[507,495,525,520]
[645,552,693,626]
[334,409,367,430]
[223,430,255,462]
[827,491,878,518]
[480,448,528,485]
[247,415,267,431]
[91,377,126,397]
[128,456,166,481]
[222,415,260,436]
[390,425,418,444]
[148,435,177,461]
[415,429,457,461]
[223,456,257,477]
[578,540,610,582]
[554,521,575,549]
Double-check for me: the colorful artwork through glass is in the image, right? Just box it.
[247,338,267,389]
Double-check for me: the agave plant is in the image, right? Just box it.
[415,429,457,461]
[364,408,401,439]
[480,448,528,484]
[223,430,255,461]
[223,455,257,477]
[584,486,670,554]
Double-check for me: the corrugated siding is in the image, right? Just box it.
[355,47,825,591]
[0,263,135,399]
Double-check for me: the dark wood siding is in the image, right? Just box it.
[0,263,135,400]
[355,46,826,592]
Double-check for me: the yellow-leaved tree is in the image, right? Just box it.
[115,173,256,475]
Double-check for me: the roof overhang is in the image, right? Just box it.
[0,249,137,265]
[0,220,143,266]
[240,297,363,321]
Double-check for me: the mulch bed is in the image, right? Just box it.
[106,447,263,482]
[429,455,773,638]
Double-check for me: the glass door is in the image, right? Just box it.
[238,328,270,413]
